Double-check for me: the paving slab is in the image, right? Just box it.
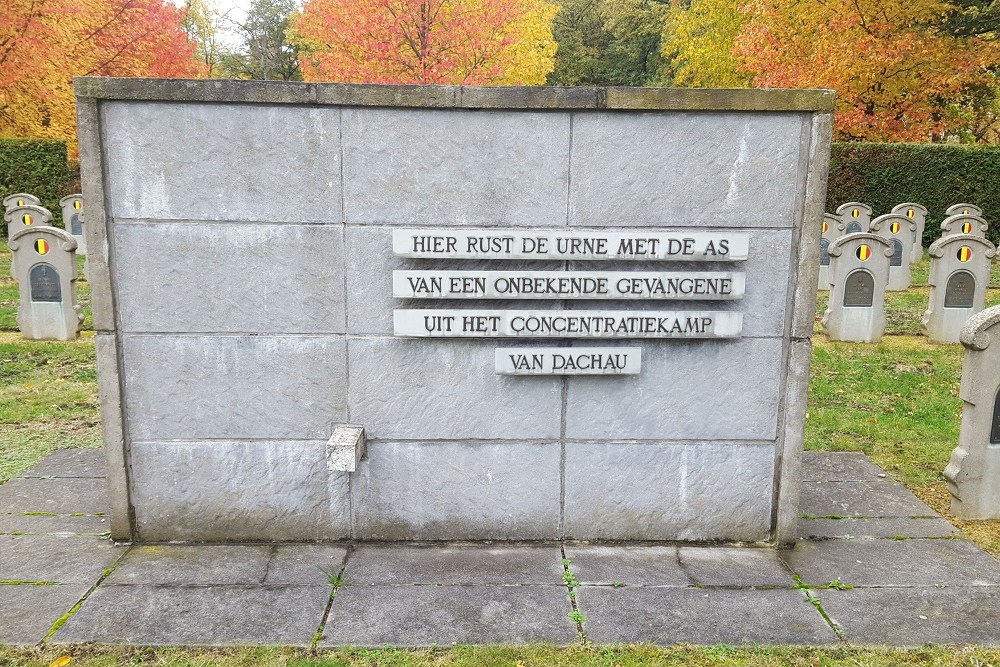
[22,449,106,479]
[800,480,936,518]
[265,544,349,585]
[797,517,959,539]
[51,584,330,646]
[576,586,837,645]
[802,452,887,482]
[678,546,794,587]
[321,584,577,646]
[104,545,272,585]
[343,543,564,585]
[0,535,126,583]
[0,583,91,645]
[0,478,108,515]
[818,586,1000,646]
[563,545,686,586]
[783,538,1000,587]
[0,513,110,536]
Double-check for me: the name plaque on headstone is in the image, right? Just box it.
[495,347,641,375]
[843,270,875,307]
[944,271,976,309]
[992,389,1000,444]
[393,229,749,261]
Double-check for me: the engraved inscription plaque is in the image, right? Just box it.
[819,238,830,266]
[843,269,874,307]
[846,222,863,234]
[944,270,976,308]
[991,387,1000,444]
[890,239,904,267]
[70,213,82,235]
[29,264,61,303]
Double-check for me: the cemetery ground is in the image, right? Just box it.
[2,241,1000,664]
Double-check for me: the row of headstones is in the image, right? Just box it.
[3,193,84,341]
[819,202,990,292]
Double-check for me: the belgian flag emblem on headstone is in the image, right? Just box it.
[958,246,972,262]
[822,221,829,234]
[907,209,914,218]
[73,200,81,210]
[852,209,860,218]
[34,239,49,255]
[962,222,973,234]
[890,221,901,234]
[856,245,871,261]
[16,199,24,206]
[22,213,32,226]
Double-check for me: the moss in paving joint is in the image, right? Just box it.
[792,574,845,639]
[312,565,347,648]
[560,556,588,644]
[0,579,57,585]
[22,511,56,516]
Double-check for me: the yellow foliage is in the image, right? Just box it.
[663,0,751,88]
[492,0,560,85]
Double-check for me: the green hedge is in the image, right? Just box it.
[828,142,1000,246]
[0,138,70,236]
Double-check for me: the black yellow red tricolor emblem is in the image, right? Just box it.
[907,209,914,218]
[958,246,972,262]
[856,245,871,261]
[822,221,829,233]
[73,200,81,210]
[23,213,32,226]
[34,239,49,255]
[890,222,900,234]
[852,209,860,218]
[962,222,973,234]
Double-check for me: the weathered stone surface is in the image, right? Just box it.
[115,223,346,333]
[569,112,807,228]
[817,586,1000,645]
[130,440,350,542]
[822,233,892,342]
[76,98,115,332]
[352,441,561,540]
[0,513,108,535]
[0,584,90,645]
[679,546,793,587]
[565,339,783,440]
[774,339,812,544]
[326,425,365,472]
[799,480,936,518]
[320,584,577,647]
[265,544,349,585]
[563,443,774,541]
[102,102,342,222]
[105,545,272,584]
[344,544,564,585]
[801,451,886,481]
[563,545,687,586]
[0,477,108,514]
[782,538,1000,586]
[921,234,996,344]
[341,108,570,226]
[22,448,105,478]
[576,586,836,645]
[51,584,330,645]
[0,535,125,583]
[347,338,561,439]
[796,517,959,539]
[94,333,130,541]
[122,335,347,440]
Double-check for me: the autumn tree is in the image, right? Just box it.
[224,0,301,80]
[292,0,558,85]
[184,0,231,77]
[662,0,751,88]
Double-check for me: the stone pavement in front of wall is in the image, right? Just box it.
[1,449,1000,647]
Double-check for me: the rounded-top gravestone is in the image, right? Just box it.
[946,203,983,218]
[835,202,872,234]
[822,233,893,342]
[941,214,989,239]
[3,193,40,213]
[60,194,85,254]
[869,213,916,291]
[4,204,52,238]
[891,202,927,264]
[818,213,839,290]
[8,225,82,341]
[921,234,996,344]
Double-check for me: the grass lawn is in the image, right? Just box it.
[2,245,1000,664]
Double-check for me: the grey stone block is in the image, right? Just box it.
[0,583,90,645]
[352,441,561,540]
[347,338,561,440]
[115,223,346,333]
[94,333,131,541]
[320,584,577,647]
[76,97,115,332]
[22,448,105,478]
[0,535,126,583]
[799,480,936,518]
[782,538,1000,587]
[0,477,108,514]
[576,586,836,645]
[130,440,350,542]
[802,451,887,481]
[122,335,347,440]
[104,545,272,584]
[565,339,784,440]
[774,339,812,544]
[817,586,1000,646]
[563,545,687,586]
[102,102,342,222]
[569,112,807,228]
[0,513,109,535]
[51,584,330,645]
[344,544,564,585]
[796,517,959,539]
[265,544,349,585]
[564,443,774,541]
[341,108,570,226]
[678,546,794,587]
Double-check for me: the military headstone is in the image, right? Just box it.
[8,226,82,341]
[946,203,983,218]
[4,204,53,238]
[869,213,916,291]
[941,214,989,239]
[822,233,892,342]
[891,202,928,264]
[3,193,40,214]
[818,213,839,290]
[922,235,997,344]
[944,305,1000,519]
[835,202,872,234]
[60,194,86,254]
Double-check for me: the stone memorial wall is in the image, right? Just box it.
[75,78,834,544]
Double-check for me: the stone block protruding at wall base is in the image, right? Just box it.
[944,306,1000,519]
[890,203,928,264]
[869,214,916,291]
[327,425,366,472]
[922,234,997,344]
[8,226,82,341]
[823,233,892,343]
